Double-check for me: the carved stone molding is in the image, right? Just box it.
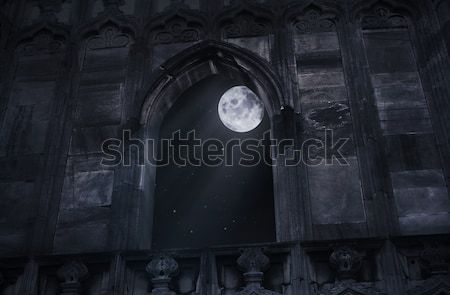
[149,13,205,44]
[235,248,281,295]
[57,261,89,295]
[86,24,131,49]
[18,28,66,56]
[291,5,336,34]
[319,281,386,295]
[146,254,179,295]
[361,4,408,29]
[220,10,272,38]
[329,246,363,281]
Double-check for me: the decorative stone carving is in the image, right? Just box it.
[419,241,450,277]
[221,10,272,38]
[306,102,351,130]
[400,240,450,295]
[146,254,179,295]
[329,246,363,281]
[57,261,89,295]
[361,4,408,29]
[18,29,66,56]
[319,246,385,295]
[86,24,131,50]
[235,248,281,295]
[292,6,336,34]
[149,14,204,44]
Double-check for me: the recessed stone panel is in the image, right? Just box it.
[308,157,366,224]
[61,170,114,209]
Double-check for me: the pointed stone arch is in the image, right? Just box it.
[140,39,284,126]
[118,40,302,250]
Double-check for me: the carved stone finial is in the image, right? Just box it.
[329,246,363,281]
[236,248,280,295]
[237,248,270,274]
[57,261,89,295]
[419,241,450,277]
[146,254,179,295]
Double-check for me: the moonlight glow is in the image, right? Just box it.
[218,86,264,133]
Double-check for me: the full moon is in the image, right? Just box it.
[218,86,264,133]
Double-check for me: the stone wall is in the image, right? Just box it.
[0,0,449,294]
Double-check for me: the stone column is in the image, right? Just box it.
[57,261,89,295]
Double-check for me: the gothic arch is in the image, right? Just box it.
[75,14,137,45]
[284,0,343,25]
[144,8,207,45]
[284,2,341,34]
[351,0,419,25]
[214,1,275,38]
[140,39,284,126]
[12,22,69,55]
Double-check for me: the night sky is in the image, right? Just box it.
[152,75,276,249]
